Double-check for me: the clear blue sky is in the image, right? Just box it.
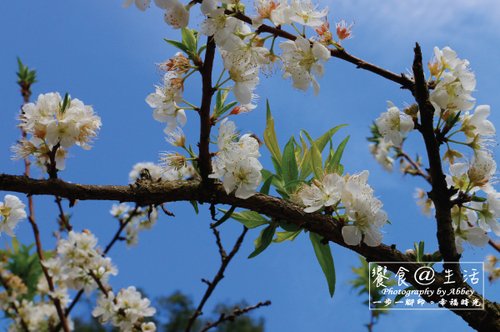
[1,1,499,331]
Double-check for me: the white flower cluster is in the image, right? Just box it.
[93,286,156,332]
[110,203,158,246]
[280,36,330,94]
[0,195,26,237]
[146,71,186,134]
[43,231,117,293]
[429,46,476,113]
[129,160,195,183]
[369,140,394,172]
[299,171,387,246]
[13,92,101,171]
[209,119,263,199]
[8,299,74,332]
[446,151,500,253]
[375,102,414,146]
[253,0,328,27]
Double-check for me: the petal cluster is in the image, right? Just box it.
[209,119,263,199]
[13,92,101,171]
[299,171,387,246]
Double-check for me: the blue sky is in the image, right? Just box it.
[1,1,499,331]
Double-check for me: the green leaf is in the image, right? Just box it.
[264,101,282,164]
[326,136,350,174]
[181,28,197,53]
[282,138,299,192]
[164,38,190,54]
[271,156,283,177]
[274,230,302,243]
[224,210,269,229]
[310,141,324,179]
[260,174,274,195]
[310,232,336,297]
[249,224,276,258]
[211,206,236,228]
[189,201,199,214]
[315,125,347,152]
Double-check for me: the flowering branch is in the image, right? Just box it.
[26,208,70,332]
[200,300,272,332]
[1,173,498,330]
[412,43,460,264]
[221,7,415,90]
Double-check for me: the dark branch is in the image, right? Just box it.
[198,36,216,182]
[412,43,460,264]
[200,300,271,332]
[185,227,248,332]
[226,10,414,90]
[1,173,499,330]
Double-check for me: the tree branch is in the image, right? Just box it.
[198,36,216,182]
[1,173,499,330]
[185,227,248,332]
[200,300,271,332]
[412,43,460,264]
[224,10,414,90]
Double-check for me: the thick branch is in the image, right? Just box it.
[198,37,216,182]
[412,43,460,263]
[1,173,499,330]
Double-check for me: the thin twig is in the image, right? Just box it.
[185,227,248,332]
[27,214,71,332]
[397,150,431,183]
[212,227,227,262]
[200,300,271,332]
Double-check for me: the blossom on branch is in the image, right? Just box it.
[93,286,156,332]
[13,92,101,172]
[209,119,263,199]
[375,102,414,146]
[299,171,387,247]
[280,36,330,94]
[0,195,26,237]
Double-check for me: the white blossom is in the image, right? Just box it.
[93,287,156,332]
[43,231,117,293]
[289,0,327,27]
[129,162,164,183]
[341,171,387,247]
[375,102,414,146]
[146,72,186,133]
[123,0,151,11]
[461,104,496,143]
[253,0,293,27]
[369,140,394,171]
[300,171,387,246]
[155,0,189,28]
[429,46,476,112]
[0,195,27,237]
[14,92,101,171]
[209,120,263,199]
[299,174,344,212]
[280,36,330,94]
